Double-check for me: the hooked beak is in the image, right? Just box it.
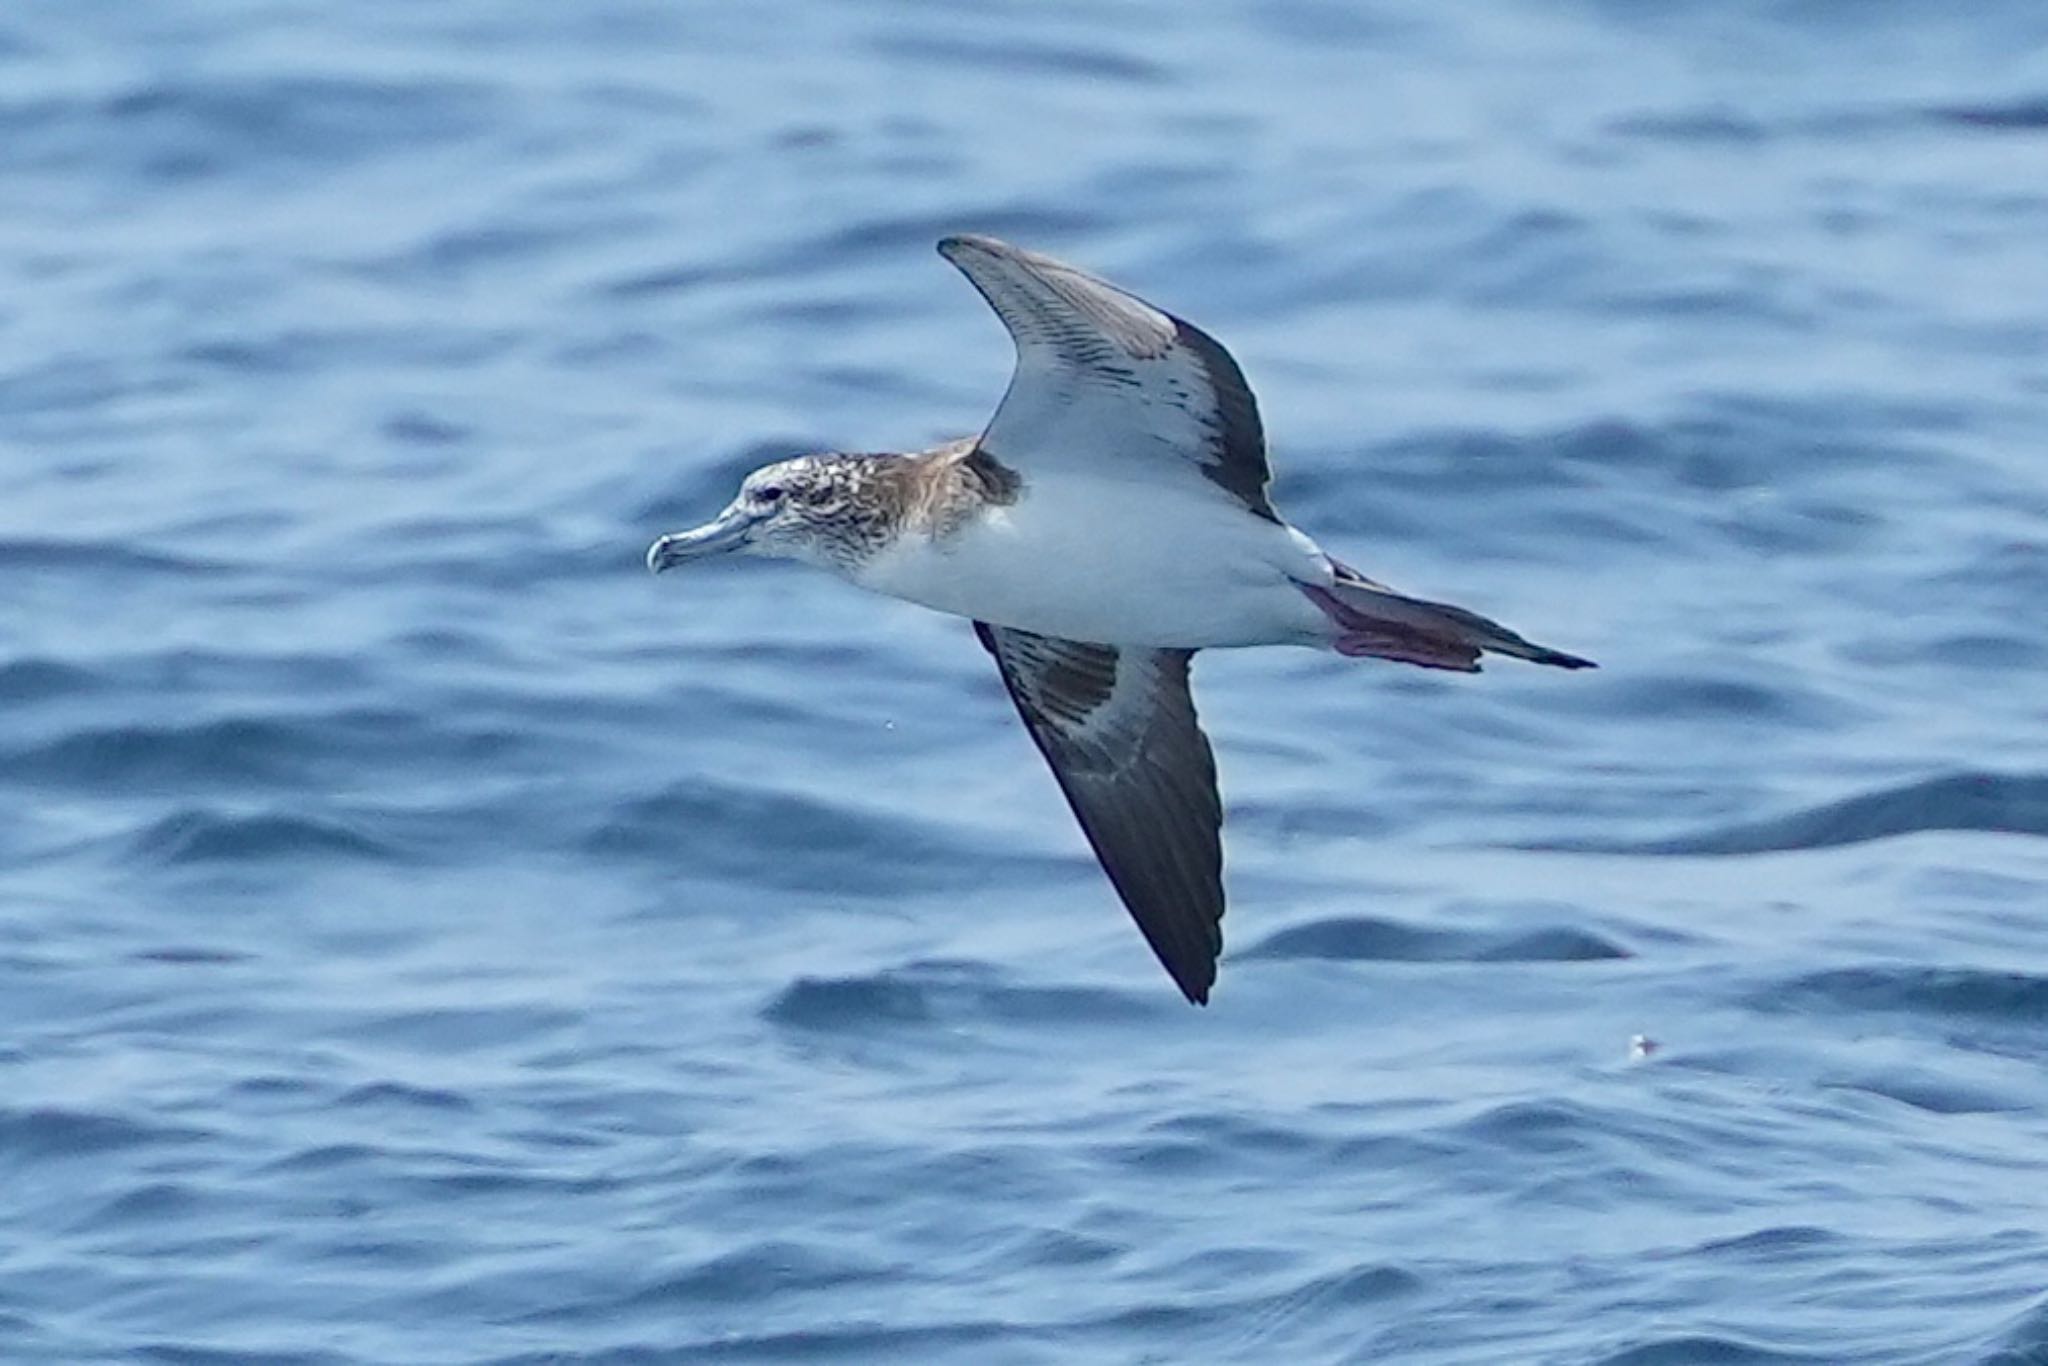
[647,508,758,574]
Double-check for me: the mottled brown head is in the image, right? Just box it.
[647,441,1021,578]
[647,452,914,575]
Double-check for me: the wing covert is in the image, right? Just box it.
[939,235,1277,522]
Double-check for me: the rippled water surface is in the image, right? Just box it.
[7,2,2048,1362]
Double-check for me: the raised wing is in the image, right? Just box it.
[939,234,1278,522]
[974,622,1225,1004]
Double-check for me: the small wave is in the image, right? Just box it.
[1555,672,1853,731]
[0,536,225,576]
[1143,1111,1329,1163]
[610,1241,896,1312]
[1288,1263,1423,1306]
[873,32,1165,84]
[1563,771,2048,855]
[12,716,321,788]
[129,1344,350,1366]
[1762,966,2048,1026]
[1241,915,1628,964]
[1928,98,2048,131]
[1214,1263,1424,1358]
[642,1320,1017,1363]
[260,1143,383,1175]
[380,410,470,447]
[602,257,750,302]
[764,970,937,1026]
[519,1242,912,1328]
[1693,1226,1841,1260]
[334,1081,475,1113]
[125,809,399,866]
[229,1075,320,1102]
[70,1180,209,1233]
[1824,1069,2024,1117]
[28,73,498,185]
[128,946,253,965]
[398,1166,615,1201]
[1594,1335,1833,1365]
[343,1004,580,1054]
[0,1105,207,1160]
[376,220,599,286]
[7,697,519,792]
[0,658,102,702]
[589,779,1048,893]
[1455,1098,1609,1157]
[764,960,1155,1030]
[1608,106,1771,144]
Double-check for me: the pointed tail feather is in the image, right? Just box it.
[1310,563,1597,672]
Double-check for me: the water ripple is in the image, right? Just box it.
[1242,916,1630,963]
[1762,966,2048,1026]
[0,1106,210,1161]
[765,961,1158,1031]
[1592,1337,1833,1366]
[8,1,2048,1361]
[1579,772,2048,855]
[124,809,399,866]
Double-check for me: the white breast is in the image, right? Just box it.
[849,477,1332,648]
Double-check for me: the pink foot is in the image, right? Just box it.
[1301,582,1482,672]
[1335,631,1482,671]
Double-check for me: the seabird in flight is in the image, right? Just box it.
[649,234,1593,1004]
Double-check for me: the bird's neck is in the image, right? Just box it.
[880,438,1022,538]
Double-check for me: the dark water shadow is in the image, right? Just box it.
[1544,772,2048,856]
[1241,915,1630,964]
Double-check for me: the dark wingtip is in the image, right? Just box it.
[1535,649,1598,670]
[937,233,994,261]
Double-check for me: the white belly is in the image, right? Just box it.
[850,478,1333,648]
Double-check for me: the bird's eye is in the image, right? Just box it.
[757,485,786,504]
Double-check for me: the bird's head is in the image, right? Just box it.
[647,455,871,574]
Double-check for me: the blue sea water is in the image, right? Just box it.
[5,1,2048,1361]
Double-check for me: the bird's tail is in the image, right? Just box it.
[1301,562,1597,673]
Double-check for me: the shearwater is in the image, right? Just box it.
[649,234,1593,1004]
